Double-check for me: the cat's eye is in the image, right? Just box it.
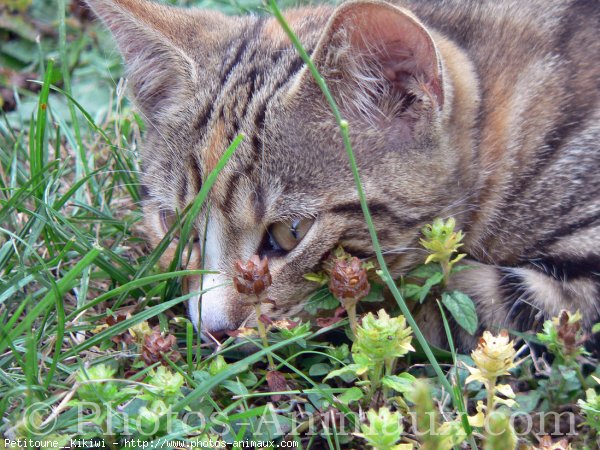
[268,218,314,253]
[160,209,199,241]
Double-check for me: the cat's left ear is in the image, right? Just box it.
[306,1,444,114]
[86,0,230,122]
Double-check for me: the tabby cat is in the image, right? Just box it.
[87,0,600,351]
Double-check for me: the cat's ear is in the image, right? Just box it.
[308,1,444,120]
[86,0,227,121]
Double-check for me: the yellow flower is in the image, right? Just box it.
[420,218,466,267]
[494,383,517,408]
[357,407,412,450]
[353,309,415,362]
[535,436,572,450]
[466,330,516,385]
[468,401,486,427]
[91,323,109,333]
[129,320,152,342]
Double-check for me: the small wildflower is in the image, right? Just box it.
[420,217,465,281]
[577,376,600,432]
[129,320,152,343]
[538,310,587,363]
[535,436,572,450]
[484,411,517,450]
[356,407,411,450]
[76,364,119,403]
[141,330,180,366]
[147,366,184,400]
[233,254,272,298]
[353,309,415,363]
[466,330,517,385]
[465,330,518,414]
[233,255,275,369]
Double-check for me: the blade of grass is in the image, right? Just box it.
[58,0,90,183]
[65,269,215,321]
[173,329,312,412]
[438,300,477,447]
[268,0,451,394]
[269,1,472,442]
[60,291,201,360]
[0,245,101,355]
[31,59,54,202]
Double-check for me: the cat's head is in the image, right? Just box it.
[88,0,478,338]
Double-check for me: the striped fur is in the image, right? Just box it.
[88,0,600,351]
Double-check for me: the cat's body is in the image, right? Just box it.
[88,0,600,351]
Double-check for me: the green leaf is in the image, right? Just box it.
[304,287,339,314]
[324,364,363,381]
[419,272,444,302]
[441,291,478,335]
[309,363,331,377]
[450,263,473,274]
[361,282,385,303]
[337,387,364,405]
[514,390,542,413]
[303,272,329,285]
[221,379,249,396]
[592,322,600,334]
[382,373,417,394]
[208,355,229,376]
[403,272,444,303]
[408,263,442,279]
[402,283,422,301]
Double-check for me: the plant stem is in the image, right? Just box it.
[441,261,450,287]
[486,377,497,413]
[575,365,588,391]
[365,361,383,406]
[255,302,275,370]
[347,303,358,336]
[382,358,394,401]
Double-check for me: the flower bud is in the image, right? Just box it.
[329,256,370,307]
[233,254,272,296]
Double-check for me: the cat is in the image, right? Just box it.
[86,0,600,352]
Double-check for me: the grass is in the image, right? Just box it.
[1,0,599,449]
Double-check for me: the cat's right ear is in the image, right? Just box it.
[302,1,444,128]
[86,0,228,122]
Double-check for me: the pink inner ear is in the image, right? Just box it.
[339,5,443,105]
